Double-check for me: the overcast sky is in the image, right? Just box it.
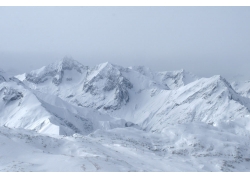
[0,6,250,79]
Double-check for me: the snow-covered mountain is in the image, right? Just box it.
[119,75,250,133]
[0,75,126,136]
[1,57,250,171]
[18,57,199,112]
[18,58,250,133]
[231,80,250,99]
[0,69,9,83]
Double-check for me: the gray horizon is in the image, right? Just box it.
[0,7,250,80]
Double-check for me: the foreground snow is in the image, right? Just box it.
[1,120,250,172]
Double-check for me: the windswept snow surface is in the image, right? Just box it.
[0,76,126,136]
[1,121,250,172]
[1,57,250,171]
[231,80,250,99]
[0,69,9,83]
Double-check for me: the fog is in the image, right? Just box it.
[0,7,250,79]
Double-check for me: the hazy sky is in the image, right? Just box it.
[0,6,250,79]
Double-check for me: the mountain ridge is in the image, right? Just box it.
[14,57,250,133]
[1,57,250,171]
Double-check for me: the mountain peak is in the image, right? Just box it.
[177,68,185,73]
[96,62,122,71]
[211,75,234,88]
[131,65,153,74]
[60,56,81,65]
[0,69,8,83]
[157,69,199,89]
[88,62,122,80]
[98,61,113,69]
[52,56,86,73]
[25,57,88,85]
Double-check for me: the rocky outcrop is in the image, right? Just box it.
[1,87,23,102]
[25,56,87,85]
[83,62,133,110]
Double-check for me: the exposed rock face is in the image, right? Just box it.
[0,70,7,83]
[231,80,250,99]
[17,58,250,129]
[0,75,5,83]
[157,69,199,89]
[1,87,23,102]
[2,59,250,171]
[83,62,133,110]
[25,56,88,85]
[0,77,126,136]
[139,75,250,133]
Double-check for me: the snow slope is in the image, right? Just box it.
[1,120,250,172]
[0,77,126,136]
[0,69,9,83]
[16,57,250,134]
[231,80,250,99]
[18,58,199,112]
[109,75,250,133]
[0,57,249,171]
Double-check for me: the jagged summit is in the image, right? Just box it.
[231,79,250,99]
[56,56,87,73]
[83,61,133,110]
[157,68,199,89]
[87,61,122,80]
[25,57,88,85]
[16,58,250,122]
[130,66,155,79]
[97,61,115,69]
[0,74,6,83]
[205,75,242,100]
[89,62,127,79]
[0,69,8,83]
[31,56,87,74]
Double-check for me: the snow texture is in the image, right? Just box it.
[0,57,250,171]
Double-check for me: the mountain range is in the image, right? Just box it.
[1,56,250,171]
